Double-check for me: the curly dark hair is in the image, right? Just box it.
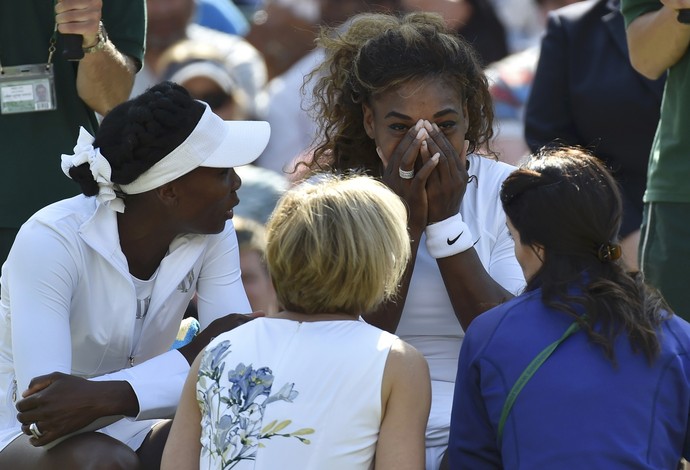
[500,147,669,364]
[68,81,205,196]
[304,12,495,177]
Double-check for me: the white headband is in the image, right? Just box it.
[61,103,271,212]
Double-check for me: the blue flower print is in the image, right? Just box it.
[197,340,316,469]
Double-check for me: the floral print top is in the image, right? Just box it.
[197,339,315,468]
[195,318,397,470]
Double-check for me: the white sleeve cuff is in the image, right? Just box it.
[89,349,190,420]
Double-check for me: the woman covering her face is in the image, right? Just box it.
[301,11,526,469]
[449,148,690,468]
[0,81,270,469]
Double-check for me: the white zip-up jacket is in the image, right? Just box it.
[0,195,251,450]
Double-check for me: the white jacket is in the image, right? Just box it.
[0,195,251,450]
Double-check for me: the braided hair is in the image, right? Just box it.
[68,81,205,196]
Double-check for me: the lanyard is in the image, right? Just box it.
[497,318,584,444]
[0,13,58,73]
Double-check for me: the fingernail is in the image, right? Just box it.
[416,128,427,140]
[432,123,439,132]
[421,140,427,148]
[431,152,440,162]
[415,119,424,131]
[423,120,433,131]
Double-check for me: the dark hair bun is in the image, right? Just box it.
[68,164,99,197]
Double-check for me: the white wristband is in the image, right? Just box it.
[425,212,474,258]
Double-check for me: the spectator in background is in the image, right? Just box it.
[484,46,540,165]
[132,0,267,119]
[0,1,145,265]
[234,164,290,225]
[402,0,509,65]
[454,0,509,65]
[196,0,251,36]
[484,0,580,166]
[234,0,264,19]
[157,40,253,120]
[234,216,279,316]
[232,164,288,321]
[254,44,321,173]
[244,0,319,81]
[622,0,690,320]
[525,0,665,271]
[490,0,546,51]
[257,0,404,174]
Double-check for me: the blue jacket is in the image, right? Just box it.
[448,288,690,469]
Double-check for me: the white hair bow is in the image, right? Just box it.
[61,127,125,213]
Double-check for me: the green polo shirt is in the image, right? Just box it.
[0,1,145,229]
[622,0,690,203]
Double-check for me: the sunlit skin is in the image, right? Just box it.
[506,218,544,281]
[240,249,278,314]
[181,77,242,120]
[363,76,469,169]
[362,76,471,230]
[171,166,242,234]
[145,0,193,52]
[400,0,473,30]
[319,0,403,26]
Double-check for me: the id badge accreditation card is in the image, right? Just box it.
[0,63,57,114]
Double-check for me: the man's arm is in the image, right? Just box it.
[55,0,138,115]
[76,42,138,116]
[625,0,690,79]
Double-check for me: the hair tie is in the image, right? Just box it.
[60,127,125,213]
[597,243,621,262]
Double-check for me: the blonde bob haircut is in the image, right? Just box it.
[266,174,410,315]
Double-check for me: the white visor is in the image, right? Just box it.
[119,102,270,195]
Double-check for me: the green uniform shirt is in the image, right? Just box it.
[622,0,690,203]
[0,1,145,228]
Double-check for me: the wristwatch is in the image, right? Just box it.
[82,21,108,54]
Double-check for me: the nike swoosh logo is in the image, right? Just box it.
[447,231,464,245]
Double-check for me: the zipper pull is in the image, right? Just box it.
[129,356,135,367]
